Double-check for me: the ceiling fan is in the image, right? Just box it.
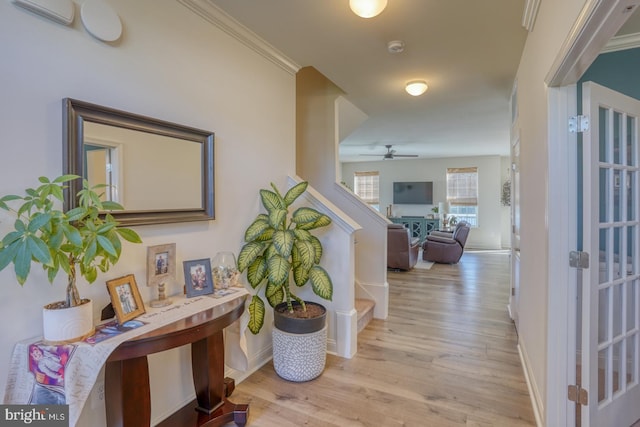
[361,144,419,160]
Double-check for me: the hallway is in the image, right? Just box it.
[224,250,535,426]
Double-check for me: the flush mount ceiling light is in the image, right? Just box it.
[405,80,428,96]
[349,0,388,18]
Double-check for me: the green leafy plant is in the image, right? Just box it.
[501,179,511,207]
[0,175,142,308]
[237,181,333,334]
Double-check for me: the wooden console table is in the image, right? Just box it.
[104,295,248,427]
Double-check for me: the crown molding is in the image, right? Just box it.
[602,32,640,53]
[522,0,540,31]
[177,0,300,75]
[546,0,640,86]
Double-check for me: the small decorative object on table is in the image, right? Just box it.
[212,251,240,289]
[106,274,146,324]
[146,243,176,307]
[183,258,214,297]
[441,214,449,229]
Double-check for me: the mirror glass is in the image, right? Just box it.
[63,98,215,226]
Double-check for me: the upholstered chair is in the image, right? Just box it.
[422,221,470,264]
[387,223,420,270]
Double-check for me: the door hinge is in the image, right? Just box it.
[569,115,589,133]
[568,385,588,405]
[511,287,515,296]
[569,251,589,269]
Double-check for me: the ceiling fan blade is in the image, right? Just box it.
[358,144,418,159]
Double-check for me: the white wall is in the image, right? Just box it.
[0,1,295,425]
[342,155,505,249]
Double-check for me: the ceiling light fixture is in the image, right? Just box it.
[405,80,428,96]
[349,0,387,18]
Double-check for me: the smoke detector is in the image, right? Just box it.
[387,40,405,54]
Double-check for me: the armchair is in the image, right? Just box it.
[387,223,420,271]
[422,221,470,264]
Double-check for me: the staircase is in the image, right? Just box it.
[355,299,375,333]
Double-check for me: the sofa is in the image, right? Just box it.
[387,223,420,270]
[421,221,470,264]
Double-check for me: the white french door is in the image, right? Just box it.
[582,81,640,427]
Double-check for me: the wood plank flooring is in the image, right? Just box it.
[224,250,536,426]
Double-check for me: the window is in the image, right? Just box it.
[354,171,379,211]
[446,167,478,226]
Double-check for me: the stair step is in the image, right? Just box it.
[355,298,375,333]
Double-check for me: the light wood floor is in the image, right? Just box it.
[225,250,536,426]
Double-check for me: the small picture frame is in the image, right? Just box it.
[106,274,146,324]
[183,258,214,298]
[146,243,176,286]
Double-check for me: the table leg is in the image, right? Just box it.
[105,356,151,427]
[191,332,224,413]
[190,332,249,426]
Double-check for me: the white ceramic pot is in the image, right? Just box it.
[272,324,327,382]
[42,299,94,343]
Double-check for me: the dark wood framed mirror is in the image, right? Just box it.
[63,98,214,226]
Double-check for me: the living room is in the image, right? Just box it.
[341,155,512,250]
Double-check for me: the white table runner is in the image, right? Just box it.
[3,288,249,427]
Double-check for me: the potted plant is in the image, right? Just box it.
[0,175,142,342]
[237,181,333,381]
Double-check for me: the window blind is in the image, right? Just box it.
[446,167,478,206]
[354,171,379,204]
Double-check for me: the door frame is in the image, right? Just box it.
[546,84,578,427]
[545,1,640,425]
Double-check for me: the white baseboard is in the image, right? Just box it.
[226,342,273,383]
[518,342,544,427]
[327,338,337,355]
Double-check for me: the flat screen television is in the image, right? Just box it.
[393,181,433,204]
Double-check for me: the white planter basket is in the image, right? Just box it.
[272,324,327,382]
[42,299,94,343]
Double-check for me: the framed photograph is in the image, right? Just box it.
[183,258,214,297]
[146,243,176,286]
[106,274,146,324]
